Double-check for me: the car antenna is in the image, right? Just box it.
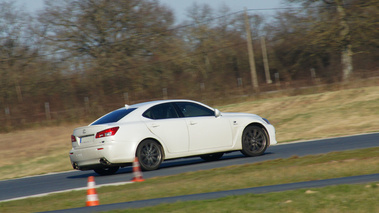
[125,104,129,109]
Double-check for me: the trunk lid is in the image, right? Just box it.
[71,125,110,149]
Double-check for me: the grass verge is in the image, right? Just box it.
[113,184,379,213]
[1,147,379,212]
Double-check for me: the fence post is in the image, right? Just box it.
[124,92,129,104]
[162,88,168,100]
[84,97,89,114]
[237,78,243,87]
[275,73,281,89]
[310,68,320,84]
[16,85,23,103]
[311,68,316,79]
[200,83,205,100]
[5,107,10,125]
[5,107,10,118]
[45,102,51,120]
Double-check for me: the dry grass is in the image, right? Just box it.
[0,123,86,179]
[0,86,378,180]
[220,86,379,142]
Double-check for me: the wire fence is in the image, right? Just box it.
[1,72,378,132]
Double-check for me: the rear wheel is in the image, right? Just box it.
[94,166,119,175]
[136,139,164,171]
[200,153,224,161]
[241,125,268,157]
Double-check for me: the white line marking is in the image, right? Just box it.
[0,181,133,203]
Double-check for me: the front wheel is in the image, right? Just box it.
[136,140,164,171]
[94,166,119,175]
[241,126,268,157]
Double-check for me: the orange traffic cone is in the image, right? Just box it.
[131,157,145,182]
[86,176,99,207]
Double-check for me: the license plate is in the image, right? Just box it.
[80,135,93,144]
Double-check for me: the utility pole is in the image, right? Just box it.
[261,36,272,84]
[244,8,259,92]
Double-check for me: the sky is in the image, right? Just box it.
[159,0,285,21]
[15,0,286,22]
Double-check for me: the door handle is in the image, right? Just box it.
[190,121,197,125]
[151,123,159,128]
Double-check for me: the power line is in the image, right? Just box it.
[0,3,350,63]
[0,1,371,73]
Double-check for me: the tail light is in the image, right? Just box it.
[71,135,77,142]
[96,127,120,138]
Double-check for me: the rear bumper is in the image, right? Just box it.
[69,141,136,170]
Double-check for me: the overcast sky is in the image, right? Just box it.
[15,0,286,22]
[160,0,285,21]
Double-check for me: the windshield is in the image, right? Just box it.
[91,108,136,125]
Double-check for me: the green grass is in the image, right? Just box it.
[1,147,379,212]
[112,184,379,213]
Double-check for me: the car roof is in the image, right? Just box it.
[121,99,213,119]
[95,99,214,125]
[128,99,206,110]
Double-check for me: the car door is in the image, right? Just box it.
[142,103,189,153]
[174,102,232,151]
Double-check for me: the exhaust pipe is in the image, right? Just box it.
[72,162,79,170]
[100,158,112,166]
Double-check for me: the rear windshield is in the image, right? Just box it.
[91,108,136,125]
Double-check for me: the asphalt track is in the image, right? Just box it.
[49,173,379,213]
[0,133,378,210]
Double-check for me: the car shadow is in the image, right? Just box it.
[67,151,274,179]
[158,151,274,170]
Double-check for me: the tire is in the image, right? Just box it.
[136,139,164,171]
[241,125,268,157]
[200,153,224,161]
[94,166,119,175]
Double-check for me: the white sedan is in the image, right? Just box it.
[69,100,277,175]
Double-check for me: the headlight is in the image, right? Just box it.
[262,118,271,124]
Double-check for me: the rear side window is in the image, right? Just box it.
[143,103,179,120]
[91,108,136,125]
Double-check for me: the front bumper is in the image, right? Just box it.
[266,124,277,146]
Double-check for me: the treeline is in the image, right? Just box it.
[0,0,378,130]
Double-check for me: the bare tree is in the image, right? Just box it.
[324,0,353,80]
[284,0,354,81]
[37,0,175,97]
[0,2,37,104]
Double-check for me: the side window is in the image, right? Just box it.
[175,102,214,117]
[143,103,179,120]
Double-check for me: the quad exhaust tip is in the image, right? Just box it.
[100,158,112,166]
[72,158,112,170]
[72,162,79,170]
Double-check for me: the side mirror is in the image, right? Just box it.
[215,109,221,118]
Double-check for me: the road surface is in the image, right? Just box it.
[1,133,378,204]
